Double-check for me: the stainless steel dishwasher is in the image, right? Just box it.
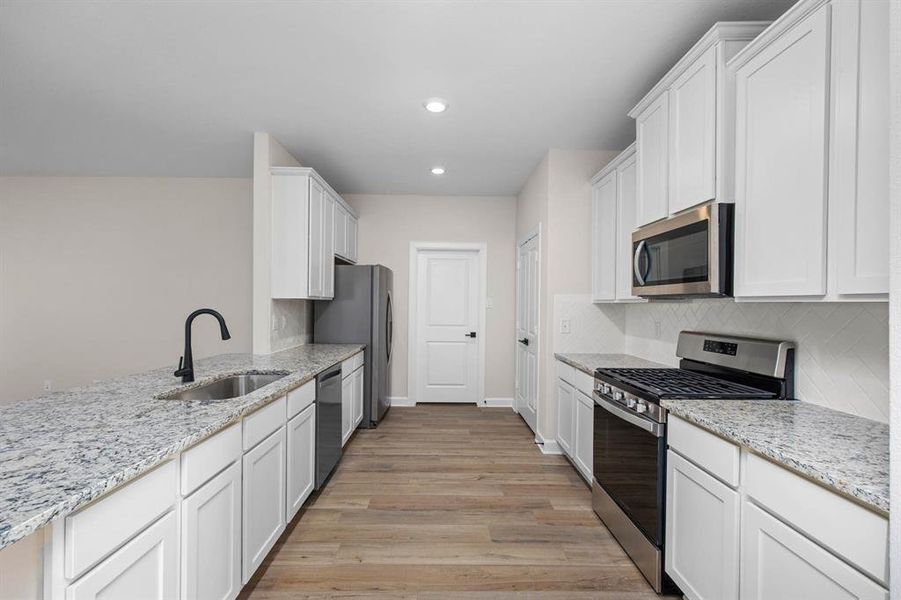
[315,364,343,489]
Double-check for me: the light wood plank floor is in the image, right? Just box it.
[241,404,675,599]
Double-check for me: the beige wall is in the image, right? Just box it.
[0,177,253,404]
[344,193,517,400]
[252,132,313,354]
[516,149,617,440]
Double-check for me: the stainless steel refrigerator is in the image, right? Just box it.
[313,265,393,427]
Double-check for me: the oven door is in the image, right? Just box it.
[631,202,732,298]
[592,393,665,546]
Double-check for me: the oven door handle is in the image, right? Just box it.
[633,240,649,286]
[594,393,664,437]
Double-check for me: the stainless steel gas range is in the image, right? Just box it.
[591,331,795,594]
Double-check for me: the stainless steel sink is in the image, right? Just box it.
[160,372,288,401]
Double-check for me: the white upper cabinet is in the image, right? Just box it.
[615,152,643,302]
[591,171,617,302]
[590,144,645,304]
[669,46,717,214]
[271,167,357,299]
[634,92,670,226]
[831,0,890,296]
[333,196,359,264]
[730,0,888,301]
[629,23,769,227]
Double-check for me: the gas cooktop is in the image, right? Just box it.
[595,367,776,400]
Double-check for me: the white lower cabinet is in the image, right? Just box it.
[741,502,887,600]
[573,390,593,482]
[66,510,179,600]
[665,450,739,600]
[242,427,287,583]
[341,370,354,446]
[287,404,316,521]
[665,417,888,600]
[555,378,574,456]
[352,366,364,428]
[182,461,241,600]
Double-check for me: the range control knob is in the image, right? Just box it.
[626,398,637,409]
[636,401,648,414]
[601,384,612,395]
[612,390,624,402]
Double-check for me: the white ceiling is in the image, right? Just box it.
[1,0,794,195]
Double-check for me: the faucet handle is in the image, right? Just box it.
[174,356,186,377]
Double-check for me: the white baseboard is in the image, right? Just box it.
[534,432,563,455]
[481,396,514,408]
[388,396,415,407]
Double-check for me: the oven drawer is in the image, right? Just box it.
[667,415,739,487]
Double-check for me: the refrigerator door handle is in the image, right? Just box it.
[386,290,393,364]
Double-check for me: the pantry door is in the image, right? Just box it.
[515,229,539,433]
[410,243,486,404]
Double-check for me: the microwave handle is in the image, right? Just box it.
[633,240,648,285]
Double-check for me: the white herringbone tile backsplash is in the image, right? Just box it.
[624,300,889,422]
[552,295,889,422]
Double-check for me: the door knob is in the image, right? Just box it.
[518,337,529,346]
[465,332,477,338]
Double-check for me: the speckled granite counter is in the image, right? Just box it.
[663,399,889,515]
[555,352,669,374]
[0,344,364,550]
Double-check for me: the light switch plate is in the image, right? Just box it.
[560,319,571,334]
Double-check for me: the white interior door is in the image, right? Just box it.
[515,233,539,433]
[414,248,481,403]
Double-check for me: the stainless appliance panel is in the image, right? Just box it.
[592,479,664,593]
[315,365,342,489]
[676,331,795,379]
[313,264,393,427]
[631,202,732,298]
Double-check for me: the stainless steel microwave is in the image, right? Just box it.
[631,202,733,298]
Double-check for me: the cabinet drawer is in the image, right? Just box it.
[341,357,354,377]
[66,510,179,600]
[745,453,888,586]
[243,396,287,451]
[555,361,576,385]
[668,415,739,487]
[741,501,887,600]
[573,369,594,397]
[65,460,177,580]
[353,351,364,371]
[181,422,241,496]
[287,379,316,420]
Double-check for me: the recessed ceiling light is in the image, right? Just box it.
[431,166,446,175]
[424,98,448,113]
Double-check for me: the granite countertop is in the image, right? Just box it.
[0,343,364,550]
[663,399,889,515]
[555,352,669,374]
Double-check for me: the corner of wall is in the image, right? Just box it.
[252,132,311,355]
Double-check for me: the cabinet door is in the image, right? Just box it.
[242,427,286,583]
[341,373,353,447]
[347,215,358,263]
[591,172,617,302]
[832,0,889,295]
[334,202,348,259]
[353,366,364,428]
[308,179,326,298]
[287,404,316,522]
[66,511,178,600]
[669,45,717,214]
[323,192,335,298]
[182,461,241,600]
[665,450,739,600]
[573,392,593,482]
[615,154,642,301]
[734,5,830,298]
[741,502,887,600]
[556,379,574,457]
[635,92,669,226]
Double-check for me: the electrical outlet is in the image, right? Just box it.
[486,297,494,309]
[654,320,662,339]
[560,318,571,334]
[43,380,53,392]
